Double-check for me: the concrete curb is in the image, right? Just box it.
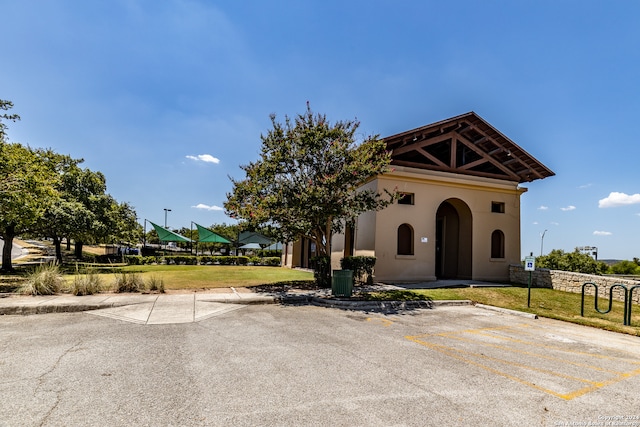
[475,303,539,319]
[309,297,473,311]
[0,301,144,316]
[0,295,475,315]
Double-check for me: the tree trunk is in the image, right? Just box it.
[66,238,71,251]
[53,235,63,264]
[74,241,84,260]
[0,224,16,272]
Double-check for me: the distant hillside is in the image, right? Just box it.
[600,259,622,266]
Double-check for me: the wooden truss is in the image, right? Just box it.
[384,112,555,183]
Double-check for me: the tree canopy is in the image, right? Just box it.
[0,143,61,270]
[224,104,398,259]
[0,99,140,270]
[536,249,608,275]
[0,99,20,143]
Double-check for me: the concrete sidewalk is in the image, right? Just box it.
[0,280,508,324]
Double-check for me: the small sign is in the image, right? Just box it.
[524,256,535,271]
[421,237,428,243]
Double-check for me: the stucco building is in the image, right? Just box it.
[284,112,554,283]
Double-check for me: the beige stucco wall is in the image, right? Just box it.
[333,166,526,283]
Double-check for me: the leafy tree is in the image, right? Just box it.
[0,144,60,271]
[608,260,640,275]
[225,104,398,284]
[536,249,608,275]
[0,99,20,142]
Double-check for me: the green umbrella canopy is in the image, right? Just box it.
[149,221,192,242]
[194,223,231,244]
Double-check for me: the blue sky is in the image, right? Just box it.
[2,0,640,260]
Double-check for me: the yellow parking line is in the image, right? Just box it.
[466,329,640,365]
[406,325,640,400]
[435,331,625,375]
[406,334,572,400]
[366,317,394,328]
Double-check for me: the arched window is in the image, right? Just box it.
[397,223,414,255]
[491,230,505,259]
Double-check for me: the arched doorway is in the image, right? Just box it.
[435,199,472,279]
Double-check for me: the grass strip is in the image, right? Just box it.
[365,286,640,336]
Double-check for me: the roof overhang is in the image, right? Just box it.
[383,112,554,183]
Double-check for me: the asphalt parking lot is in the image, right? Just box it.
[1,304,639,426]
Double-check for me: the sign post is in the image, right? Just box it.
[524,253,535,308]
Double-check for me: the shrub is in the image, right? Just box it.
[236,256,249,265]
[311,255,331,288]
[536,249,607,275]
[146,275,165,293]
[125,255,143,265]
[18,263,64,295]
[69,268,103,295]
[608,260,640,275]
[143,256,158,265]
[112,272,144,293]
[341,256,376,285]
[262,257,281,267]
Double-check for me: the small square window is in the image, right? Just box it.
[491,202,505,213]
[398,193,414,205]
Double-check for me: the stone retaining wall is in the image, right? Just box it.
[509,265,640,305]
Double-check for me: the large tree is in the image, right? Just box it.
[0,144,60,271]
[0,99,20,143]
[225,104,397,278]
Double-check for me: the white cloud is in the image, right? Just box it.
[186,154,220,164]
[598,192,640,208]
[538,205,549,210]
[593,230,612,236]
[560,205,576,211]
[192,203,224,211]
[578,183,592,189]
[550,222,560,226]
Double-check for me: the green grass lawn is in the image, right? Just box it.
[365,286,640,336]
[112,265,315,289]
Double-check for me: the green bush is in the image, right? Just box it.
[125,255,143,265]
[311,255,331,288]
[69,268,103,295]
[18,263,64,295]
[608,260,640,275]
[341,256,376,285]
[199,256,213,265]
[216,256,235,265]
[146,275,165,293]
[112,272,144,293]
[262,257,281,267]
[536,249,607,275]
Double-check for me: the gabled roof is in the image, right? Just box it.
[384,112,554,183]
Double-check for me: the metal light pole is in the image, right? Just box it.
[540,229,547,256]
[164,208,171,229]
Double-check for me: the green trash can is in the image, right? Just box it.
[332,270,353,297]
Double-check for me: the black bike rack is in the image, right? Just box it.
[581,282,630,326]
[627,285,640,326]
